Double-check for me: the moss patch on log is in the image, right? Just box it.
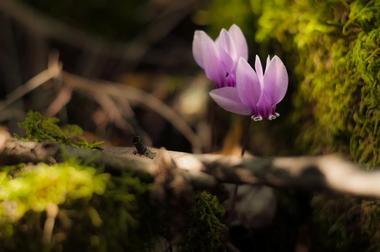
[19,111,102,149]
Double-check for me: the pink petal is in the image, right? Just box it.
[236,58,261,108]
[192,31,222,84]
[216,29,237,62]
[255,55,264,86]
[209,87,251,115]
[192,30,206,68]
[263,55,288,105]
[265,55,271,73]
[228,24,248,60]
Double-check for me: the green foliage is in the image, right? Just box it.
[181,191,226,252]
[19,111,102,149]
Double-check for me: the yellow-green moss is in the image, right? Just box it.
[0,162,108,224]
[19,111,102,149]
[0,160,160,251]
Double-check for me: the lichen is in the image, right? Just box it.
[19,111,103,149]
[181,191,227,252]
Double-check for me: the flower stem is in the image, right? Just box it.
[229,118,251,217]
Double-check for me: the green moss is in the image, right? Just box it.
[19,111,102,149]
[255,0,380,167]
[181,191,226,252]
[0,161,159,251]
[252,1,380,250]
[0,161,109,237]
[312,196,380,252]
[204,0,379,250]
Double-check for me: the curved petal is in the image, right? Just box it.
[255,55,264,86]
[236,58,261,108]
[192,31,223,84]
[228,24,248,60]
[265,55,271,73]
[209,87,251,115]
[216,29,237,62]
[192,30,207,68]
[263,55,288,105]
[218,44,234,72]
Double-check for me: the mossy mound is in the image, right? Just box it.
[202,0,380,250]
[0,112,227,251]
[254,1,380,251]
[0,161,161,252]
[19,111,102,149]
[256,0,380,167]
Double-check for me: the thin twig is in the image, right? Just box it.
[0,58,62,112]
[63,72,202,153]
[46,86,72,117]
[0,65,201,152]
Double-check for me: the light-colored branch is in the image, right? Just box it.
[1,138,380,199]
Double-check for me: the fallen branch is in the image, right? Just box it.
[1,137,380,199]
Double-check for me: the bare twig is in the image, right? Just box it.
[0,57,62,112]
[62,72,202,152]
[0,64,201,152]
[1,138,380,199]
[46,86,72,116]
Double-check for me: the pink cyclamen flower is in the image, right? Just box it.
[192,24,248,88]
[209,55,288,121]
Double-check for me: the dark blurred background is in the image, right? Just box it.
[0,0,294,156]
